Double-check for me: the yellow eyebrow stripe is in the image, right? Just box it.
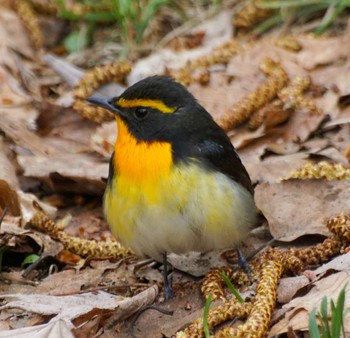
[116,98,176,113]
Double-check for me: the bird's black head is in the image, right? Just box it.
[120,75,196,109]
[87,75,212,142]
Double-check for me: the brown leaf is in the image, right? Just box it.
[0,111,56,157]
[230,126,267,150]
[17,154,108,195]
[313,250,350,276]
[109,285,204,338]
[35,105,96,154]
[17,191,56,223]
[246,153,310,184]
[56,250,81,264]
[0,8,34,71]
[34,260,134,295]
[129,11,233,83]
[269,271,350,336]
[35,268,109,295]
[296,25,350,70]
[91,121,116,159]
[0,139,19,188]
[0,181,20,217]
[0,318,75,338]
[0,216,62,257]
[189,70,267,124]
[277,276,309,304]
[272,103,325,144]
[313,63,350,101]
[0,138,20,216]
[263,106,290,129]
[0,287,158,331]
[255,180,350,241]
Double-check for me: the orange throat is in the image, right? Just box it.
[113,116,173,183]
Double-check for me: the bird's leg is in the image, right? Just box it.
[236,247,253,283]
[162,252,174,300]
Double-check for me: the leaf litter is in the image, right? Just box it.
[0,2,350,337]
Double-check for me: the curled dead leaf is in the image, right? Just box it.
[270,271,350,336]
[0,139,20,216]
[0,180,20,216]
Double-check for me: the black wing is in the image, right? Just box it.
[171,120,254,196]
[167,104,254,195]
[194,129,254,195]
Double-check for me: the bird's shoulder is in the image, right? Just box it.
[172,116,253,195]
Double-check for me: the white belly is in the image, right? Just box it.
[104,164,257,261]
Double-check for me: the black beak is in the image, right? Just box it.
[87,96,121,115]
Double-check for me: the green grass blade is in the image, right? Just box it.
[254,13,283,33]
[117,0,134,17]
[53,0,66,12]
[309,308,321,338]
[109,0,122,21]
[220,272,244,303]
[203,293,212,338]
[315,297,329,338]
[293,2,333,18]
[331,285,346,338]
[83,12,116,22]
[320,296,331,337]
[259,0,332,9]
[53,0,83,20]
[257,0,349,34]
[136,0,170,42]
[315,0,350,34]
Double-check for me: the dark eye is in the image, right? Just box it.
[135,107,149,119]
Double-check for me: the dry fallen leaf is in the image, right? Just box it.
[246,152,310,184]
[0,318,75,338]
[129,11,233,84]
[0,8,34,71]
[35,260,135,295]
[0,111,55,157]
[0,181,20,217]
[0,216,63,259]
[0,286,158,337]
[90,121,116,159]
[35,106,97,155]
[269,271,350,336]
[255,179,350,241]
[277,275,310,304]
[313,250,350,276]
[17,154,108,195]
[0,139,19,188]
[296,25,350,70]
[17,191,57,223]
[0,135,21,216]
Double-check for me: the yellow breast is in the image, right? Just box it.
[105,116,174,243]
[104,164,256,261]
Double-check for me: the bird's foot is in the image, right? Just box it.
[236,247,254,284]
[163,252,174,300]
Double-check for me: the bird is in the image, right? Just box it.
[87,75,258,300]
